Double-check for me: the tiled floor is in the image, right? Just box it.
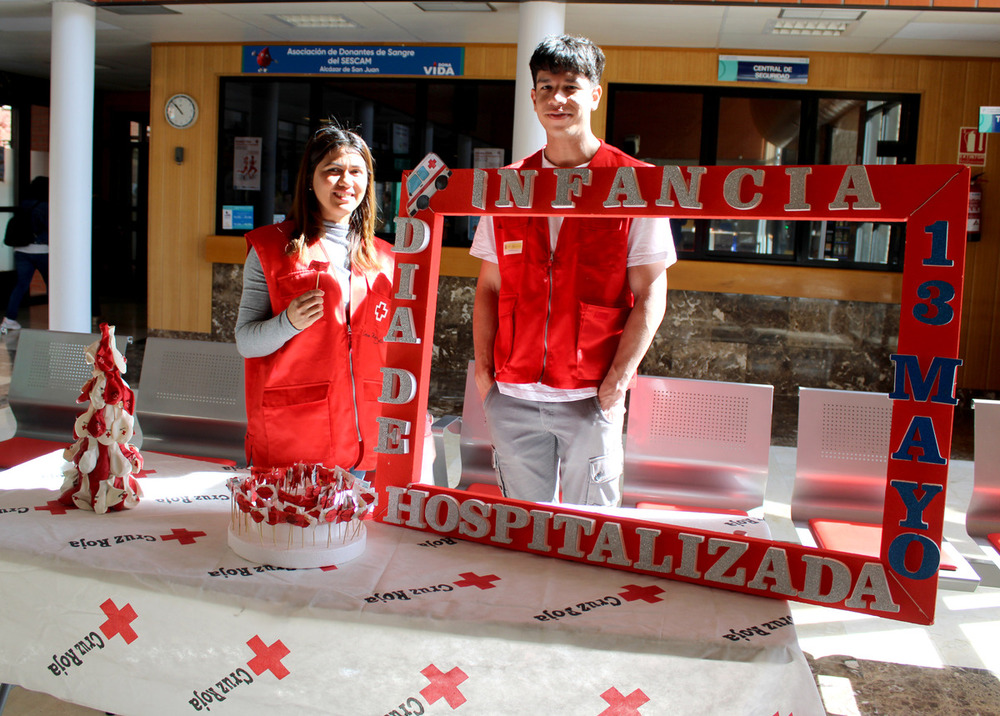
[2,301,1000,716]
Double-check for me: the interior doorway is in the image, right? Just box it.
[93,106,148,332]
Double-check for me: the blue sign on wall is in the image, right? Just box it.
[243,45,465,77]
[718,55,809,85]
[979,106,1000,134]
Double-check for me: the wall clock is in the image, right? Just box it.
[165,93,198,129]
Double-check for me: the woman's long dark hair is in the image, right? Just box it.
[287,122,380,272]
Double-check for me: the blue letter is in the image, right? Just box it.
[890,416,946,465]
[889,479,944,529]
[889,354,961,405]
[888,533,940,580]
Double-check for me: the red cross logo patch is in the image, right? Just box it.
[375,300,389,322]
[246,635,290,680]
[35,500,76,515]
[453,572,500,590]
[618,584,665,604]
[159,527,208,545]
[99,598,139,644]
[599,687,649,715]
[420,664,468,708]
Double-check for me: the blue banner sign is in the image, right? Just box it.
[243,45,465,77]
[718,55,809,84]
[979,106,1000,134]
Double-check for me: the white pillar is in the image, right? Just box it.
[48,0,94,332]
[512,2,565,161]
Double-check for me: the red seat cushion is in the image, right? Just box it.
[810,518,956,571]
[637,501,749,517]
[0,437,69,468]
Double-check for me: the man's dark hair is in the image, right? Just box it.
[529,34,605,86]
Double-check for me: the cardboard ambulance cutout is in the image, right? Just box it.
[373,159,969,626]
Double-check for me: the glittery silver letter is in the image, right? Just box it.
[552,168,592,209]
[472,168,487,211]
[829,165,881,210]
[724,168,764,210]
[784,167,812,211]
[845,563,901,613]
[799,555,851,603]
[656,165,705,209]
[379,367,417,405]
[496,169,537,208]
[394,263,419,301]
[394,217,430,254]
[603,167,647,208]
[384,306,420,344]
[375,417,412,455]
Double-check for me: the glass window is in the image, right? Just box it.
[607,85,919,271]
[217,77,515,245]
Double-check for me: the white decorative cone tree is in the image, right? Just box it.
[59,323,144,513]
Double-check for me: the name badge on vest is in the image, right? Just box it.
[502,240,523,255]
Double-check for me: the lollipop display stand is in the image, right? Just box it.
[227,463,375,568]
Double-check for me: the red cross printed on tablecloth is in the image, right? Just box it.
[159,527,208,545]
[618,584,666,604]
[34,500,76,515]
[453,572,500,590]
[246,635,290,680]
[598,687,650,715]
[420,664,468,709]
[99,598,139,644]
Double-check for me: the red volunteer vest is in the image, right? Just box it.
[243,222,394,470]
[492,141,649,390]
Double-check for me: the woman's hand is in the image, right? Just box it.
[285,289,325,330]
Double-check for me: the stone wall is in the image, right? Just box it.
[203,264,903,444]
[429,275,902,442]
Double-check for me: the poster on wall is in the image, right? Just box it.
[234,137,262,191]
[242,45,465,77]
[222,205,254,231]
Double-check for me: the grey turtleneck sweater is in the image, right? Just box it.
[235,223,351,358]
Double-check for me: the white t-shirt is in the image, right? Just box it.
[470,152,677,402]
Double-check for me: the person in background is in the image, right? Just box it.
[3,176,49,331]
[236,123,394,474]
[471,35,677,507]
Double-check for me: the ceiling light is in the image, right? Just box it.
[779,8,864,21]
[273,14,359,29]
[415,2,495,11]
[771,19,852,36]
[103,5,180,15]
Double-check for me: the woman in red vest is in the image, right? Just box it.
[236,124,394,473]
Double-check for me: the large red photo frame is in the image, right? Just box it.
[372,163,968,626]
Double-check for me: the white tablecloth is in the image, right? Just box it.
[0,451,824,715]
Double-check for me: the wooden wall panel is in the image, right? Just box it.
[149,44,241,333]
[147,42,1000,389]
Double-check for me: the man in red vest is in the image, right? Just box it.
[471,35,676,506]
